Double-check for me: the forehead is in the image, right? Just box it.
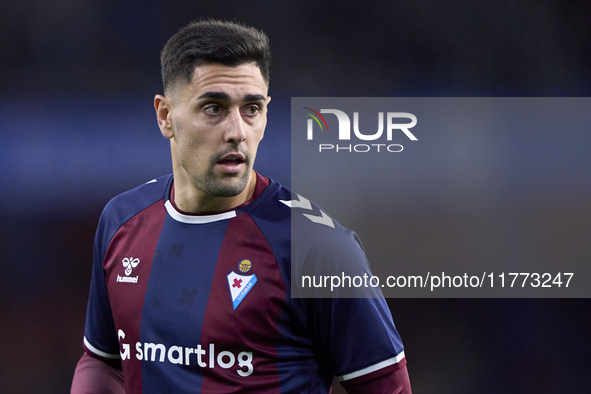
[179,63,268,101]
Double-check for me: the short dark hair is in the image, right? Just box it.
[160,19,271,94]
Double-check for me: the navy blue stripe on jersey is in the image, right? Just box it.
[139,215,230,393]
[246,185,335,392]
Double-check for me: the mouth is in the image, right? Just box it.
[217,153,245,165]
[216,153,246,174]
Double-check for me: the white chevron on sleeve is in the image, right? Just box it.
[280,194,335,228]
[279,194,312,210]
[303,210,335,228]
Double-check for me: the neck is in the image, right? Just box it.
[173,170,257,213]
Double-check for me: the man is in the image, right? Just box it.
[72,19,411,393]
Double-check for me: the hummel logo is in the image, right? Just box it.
[117,257,140,284]
[279,194,335,228]
[122,257,140,276]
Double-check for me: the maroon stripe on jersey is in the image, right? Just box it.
[200,213,286,393]
[103,200,166,394]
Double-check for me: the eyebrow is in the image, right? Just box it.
[244,94,266,102]
[197,92,230,100]
[197,92,266,102]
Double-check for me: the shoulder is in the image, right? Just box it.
[96,174,171,241]
[277,187,363,254]
[253,178,365,262]
[266,183,375,297]
[249,179,359,246]
[103,174,170,217]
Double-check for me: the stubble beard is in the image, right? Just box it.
[196,149,253,198]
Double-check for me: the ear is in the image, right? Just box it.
[260,96,271,141]
[154,94,173,139]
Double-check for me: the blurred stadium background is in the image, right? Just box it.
[1,1,590,393]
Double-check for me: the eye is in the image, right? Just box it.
[204,104,224,115]
[242,105,260,116]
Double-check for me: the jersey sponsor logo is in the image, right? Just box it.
[116,257,140,283]
[227,270,257,310]
[280,194,335,228]
[118,329,254,377]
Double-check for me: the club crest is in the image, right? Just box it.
[227,271,257,310]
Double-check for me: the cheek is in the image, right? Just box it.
[249,130,265,152]
[172,130,207,166]
[254,119,267,142]
[249,131,265,160]
[174,120,208,152]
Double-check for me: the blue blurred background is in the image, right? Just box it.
[1,1,590,393]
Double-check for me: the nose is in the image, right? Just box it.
[224,109,247,144]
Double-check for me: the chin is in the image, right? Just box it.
[212,179,249,198]
[198,168,251,198]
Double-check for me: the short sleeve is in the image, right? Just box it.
[289,198,406,382]
[314,297,406,382]
[82,212,120,362]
